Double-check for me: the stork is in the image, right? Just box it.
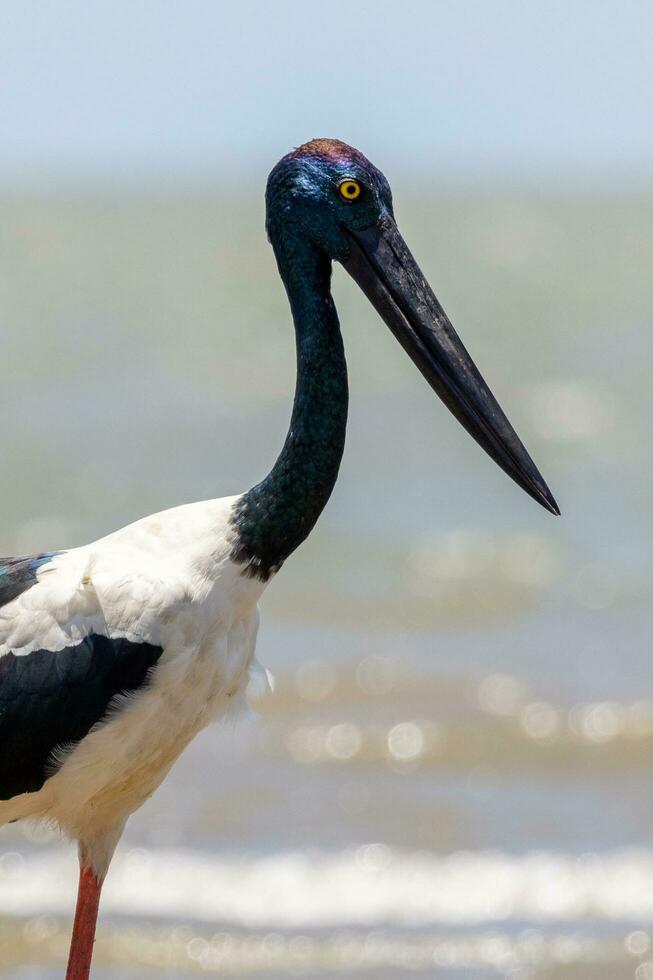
[0,139,558,979]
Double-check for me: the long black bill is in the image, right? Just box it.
[342,221,560,515]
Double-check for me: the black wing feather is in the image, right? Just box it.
[0,635,163,799]
[0,552,163,800]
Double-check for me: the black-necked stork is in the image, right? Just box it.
[0,139,559,979]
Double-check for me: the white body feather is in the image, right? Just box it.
[0,495,268,874]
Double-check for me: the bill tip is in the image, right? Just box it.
[540,490,561,517]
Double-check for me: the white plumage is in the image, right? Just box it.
[1,495,266,875]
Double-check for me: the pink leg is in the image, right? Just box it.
[65,863,103,980]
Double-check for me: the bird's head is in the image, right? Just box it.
[266,138,393,261]
[266,138,559,516]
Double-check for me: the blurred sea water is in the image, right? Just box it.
[0,185,652,979]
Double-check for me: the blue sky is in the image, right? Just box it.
[1,0,651,180]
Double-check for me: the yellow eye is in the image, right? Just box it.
[338,179,362,201]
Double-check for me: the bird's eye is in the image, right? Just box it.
[338,179,362,202]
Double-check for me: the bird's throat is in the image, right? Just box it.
[231,245,348,580]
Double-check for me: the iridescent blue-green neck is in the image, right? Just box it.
[230,241,348,580]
